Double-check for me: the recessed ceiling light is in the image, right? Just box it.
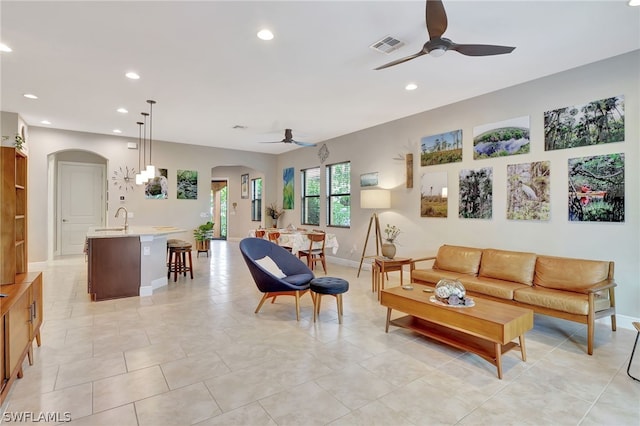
[40,120,51,125]
[629,0,640,6]
[0,43,12,52]
[257,29,274,41]
[405,83,418,91]
[113,129,122,134]
[117,108,128,113]
[23,93,38,99]
[125,72,140,80]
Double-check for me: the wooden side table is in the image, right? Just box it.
[371,256,412,300]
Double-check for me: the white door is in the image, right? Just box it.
[58,162,105,255]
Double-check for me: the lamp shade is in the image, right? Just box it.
[360,189,391,209]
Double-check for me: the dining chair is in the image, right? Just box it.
[255,229,266,238]
[298,232,327,274]
[268,231,293,252]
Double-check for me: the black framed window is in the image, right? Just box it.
[301,167,320,225]
[326,161,350,227]
[251,177,262,221]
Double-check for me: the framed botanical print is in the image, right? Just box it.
[241,173,249,199]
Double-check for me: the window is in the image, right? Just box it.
[301,167,320,225]
[251,177,262,221]
[326,161,350,227]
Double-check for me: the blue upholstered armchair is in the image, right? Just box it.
[240,237,315,320]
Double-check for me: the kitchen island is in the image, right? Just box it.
[86,226,186,301]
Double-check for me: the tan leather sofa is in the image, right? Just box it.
[411,244,617,355]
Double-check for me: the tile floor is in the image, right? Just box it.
[1,240,639,425]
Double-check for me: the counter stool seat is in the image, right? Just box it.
[310,277,349,324]
[167,241,194,282]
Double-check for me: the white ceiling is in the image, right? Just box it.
[1,1,639,154]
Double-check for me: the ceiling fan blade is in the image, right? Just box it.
[451,43,515,57]
[426,0,447,39]
[374,50,426,70]
[293,140,317,147]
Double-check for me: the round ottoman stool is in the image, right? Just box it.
[310,277,349,324]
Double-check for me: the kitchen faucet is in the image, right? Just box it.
[115,206,129,231]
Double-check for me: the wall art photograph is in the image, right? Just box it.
[177,169,198,200]
[544,95,624,151]
[241,173,249,199]
[459,167,493,219]
[568,153,624,222]
[420,130,463,166]
[360,172,378,187]
[145,168,168,199]
[420,171,448,218]
[473,116,530,159]
[506,161,550,221]
[283,167,294,209]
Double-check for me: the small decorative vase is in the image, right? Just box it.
[381,242,396,259]
[272,218,278,228]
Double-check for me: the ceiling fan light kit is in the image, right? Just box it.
[260,128,317,147]
[375,0,515,70]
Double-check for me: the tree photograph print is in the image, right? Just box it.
[568,153,624,222]
[506,161,550,221]
[420,171,448,218]
[459,167,493,219]
[544,95,624,151]
[420,130,462,166]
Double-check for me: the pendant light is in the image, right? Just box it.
[145,99,156,179]
[139,111,150,182]
[135,121,145,185]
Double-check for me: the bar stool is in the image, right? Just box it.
[167,240,194,282]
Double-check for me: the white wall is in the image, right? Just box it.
[277,50,639,317]
[26,128,278,262]
[18,50,639,317]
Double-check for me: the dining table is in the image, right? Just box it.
[248,229,339,256]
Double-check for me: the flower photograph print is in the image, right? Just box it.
[283,167,294,209]
[544,95,624,151]
[177,169,198,200]
[568,153,624,222]
[420,171,448,218]
[459,167,493,219]
[473,116,530,159]
[420,130,462,166]
[506,161,550,221]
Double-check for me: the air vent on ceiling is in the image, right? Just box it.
[370,36,405,54]
[232,125,247,129]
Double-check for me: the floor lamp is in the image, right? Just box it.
[357,189,391,277]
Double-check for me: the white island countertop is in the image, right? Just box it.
[87,226,186,239]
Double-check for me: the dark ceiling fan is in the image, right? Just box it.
[260,129,317,147]
[375,0,515,70]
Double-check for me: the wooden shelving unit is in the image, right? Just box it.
[0,146,42,405]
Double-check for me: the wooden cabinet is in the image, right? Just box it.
[0,146,42,405]
[0,272,42,405]
[1,147,27,284]
[88,236,141,301]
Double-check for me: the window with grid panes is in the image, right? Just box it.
[251,178,262,221]
[301,167,320,225]
[326,161,350,227]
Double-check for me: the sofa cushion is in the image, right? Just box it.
[479,249,537,285]
[412,269,463,285]
[433,245,483,275]
[460,276,530,300]
[534,256,611,291]
[514,286,611,315]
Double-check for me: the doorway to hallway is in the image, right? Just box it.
[211,180,227,239]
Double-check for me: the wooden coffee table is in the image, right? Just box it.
[380,283,533,379]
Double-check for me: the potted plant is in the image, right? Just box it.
[193,221,214,252]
